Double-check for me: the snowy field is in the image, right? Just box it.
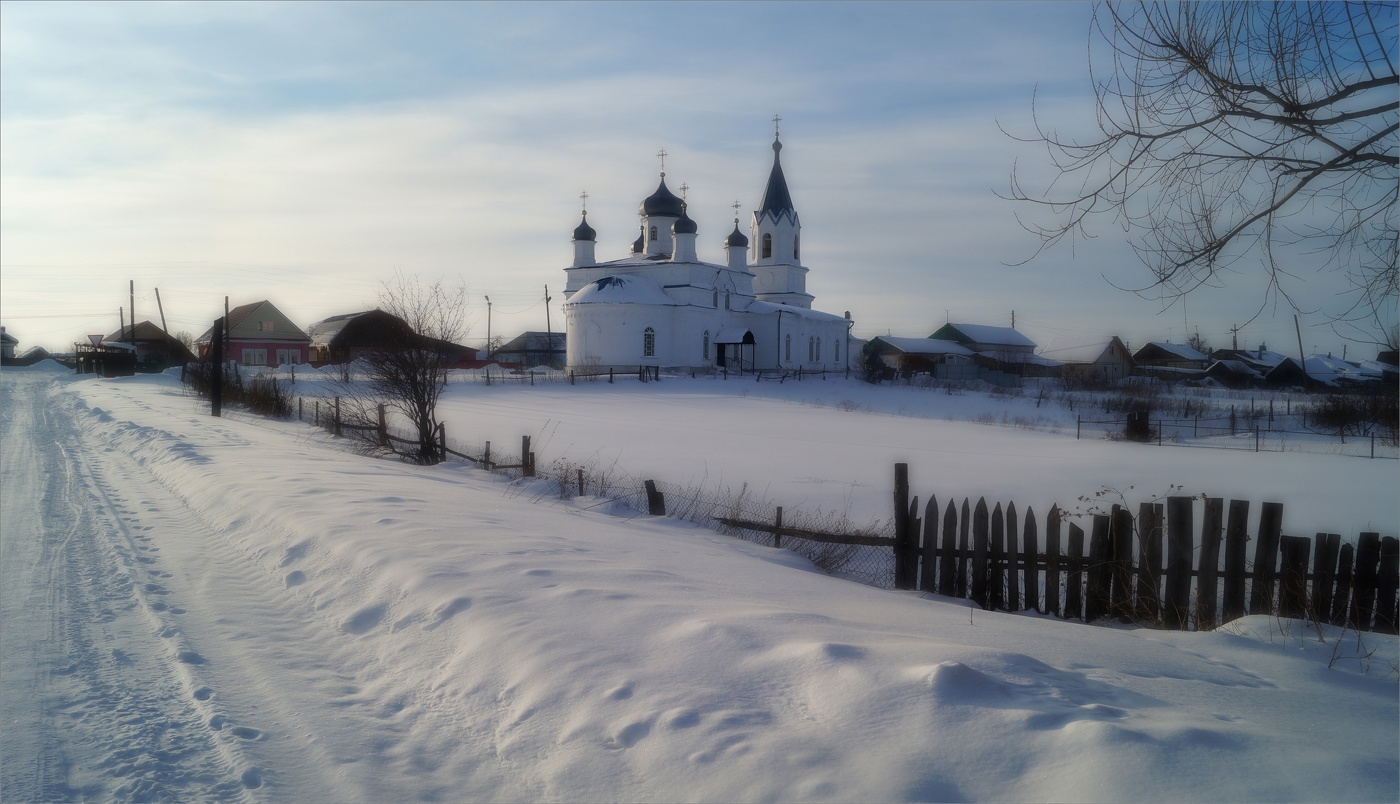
[1,365,1396,803]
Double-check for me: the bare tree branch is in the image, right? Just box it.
[1003,1,1399,348]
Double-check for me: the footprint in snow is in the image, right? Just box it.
[604,719,652,750]
[284,571,306,588]
[341,604,386,635]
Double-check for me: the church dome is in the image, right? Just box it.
[630,226,645,254]
[640,178,684,218]
[724,221,748,248]
[672,203,698,234]
[572,212,596,242]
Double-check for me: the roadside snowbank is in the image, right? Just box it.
[22,371,1392,802]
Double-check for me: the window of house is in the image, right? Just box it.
[702,332,710,359]
[242,348,267,366]
[257,320,274,332]
[807,337,814,362]
[643,327,655,357]
[276,349,300,366]
[785,334,791,362]
[762,233,772,259]
[649,226,658,242]
[816,337,821,362]
[794,233,799,261]
[724,294,730,310]
[713,291,718,307]
[834,339,840,362]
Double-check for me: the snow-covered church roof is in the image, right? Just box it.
[564,275,678,306]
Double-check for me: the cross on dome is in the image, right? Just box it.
[657,149,668,177]
[772,114,781,136]
[579,190,588,213]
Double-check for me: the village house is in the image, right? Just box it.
[1038,336,1135,383]
[305,310,479,366]
[864,336,974,378]
[196,300,311,367]
[101,320,196,367]
[0,326,17,360]
[492,331,566,369]
[1133,341,1210,370]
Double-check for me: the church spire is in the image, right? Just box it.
[757,131,796,223]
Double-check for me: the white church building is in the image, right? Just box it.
[562,133,853,373]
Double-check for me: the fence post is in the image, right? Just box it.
[922,497,939,593]
[315,400,320,426]
[1312,533,1341,626]
[1076,415,1081,440]
[1022,506,1038,613]
[1250,502,1284,616]
[1044,507,1062,618]
[1066,523,1085,621]
[484,441,492,471]
[1352,533,1382,631]
[1255,427,1260,452]
[892,463,911,589]
[298,397,303,421]
[377,404,388,447]
[438,422,447,460]
[774,507,783,550]
[1371,433,1376,459]
[938,502,958,597]
[971,498,989,608]
[334,396,342,437]
[578,468,585,497]
[1164,497,1193,629]
[522,435,532,476]
[1221,500,1250,623]
[1374,537,1399,634]
[644,479,666,516]
[609,368,613,383]
[1197,497,1223,630]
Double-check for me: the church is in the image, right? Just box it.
[562,131,853,373]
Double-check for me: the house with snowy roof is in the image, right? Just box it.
[925,323,1048,379]
[306,310,478,366]
[562,130,852,373]
[1133,342,1210,370]
[0,326,17,360]
[493,331,566,369]
[865,336,975,376]
[196,300,311,367]
[102,320,196,367]
[1038,336,1134,383]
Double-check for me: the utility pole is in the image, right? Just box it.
[1294,314,1309,383]
[544,284,553,368]
[485,295,491,359]
[155,287,169,335]
[119,307,125,340]
[211,317,224,417]
[1011,310,1015,329]
[129,280,136,341]
[1230,324,1239,351]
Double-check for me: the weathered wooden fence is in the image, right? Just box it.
[890,463,1400,633]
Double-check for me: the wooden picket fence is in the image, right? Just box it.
[890,464,1400,633]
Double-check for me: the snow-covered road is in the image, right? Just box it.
[2,368,1396,803]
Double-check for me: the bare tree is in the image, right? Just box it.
[1006,1,1398,348]
[363,273,470,464]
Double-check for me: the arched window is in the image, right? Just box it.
[649,226,658,242]
[703,331,710,360]
[808,336,814,362]
[794,233,800,261]
[762,233,772,259]
[785,334,791,362]
[834,339,840,362]
[724,294,730,310]
[816,337,821,362]
[643,327,655,357]
[713,291,718,307]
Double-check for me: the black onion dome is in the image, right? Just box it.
[631,226,645,254]
[672,203,698,234]
[725,221,749,248]
[572,212,596,242]
[640,178,684,217]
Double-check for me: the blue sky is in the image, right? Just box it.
[1,1,1390,357]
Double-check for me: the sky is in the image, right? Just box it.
[1,1,1395,358]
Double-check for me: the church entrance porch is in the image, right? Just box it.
[714,329,755,374]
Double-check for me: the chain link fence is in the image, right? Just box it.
[1077,415,1398,459]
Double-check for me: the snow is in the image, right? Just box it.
[2,369,1396,803]
[871,336,975,356]
[942,323,1037,348]
[1144,342,1208,362]
[566,275,679,306]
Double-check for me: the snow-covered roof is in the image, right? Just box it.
[1208,360,1262,378]
[1039,337,1122,365]
[1142,341,1207,362]
[746,301,848,323]
[1304,354,1381,384]
[870,336,974,356]
[713,327,751,344]
[565,275,678,306]
[941,323,1037,349]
